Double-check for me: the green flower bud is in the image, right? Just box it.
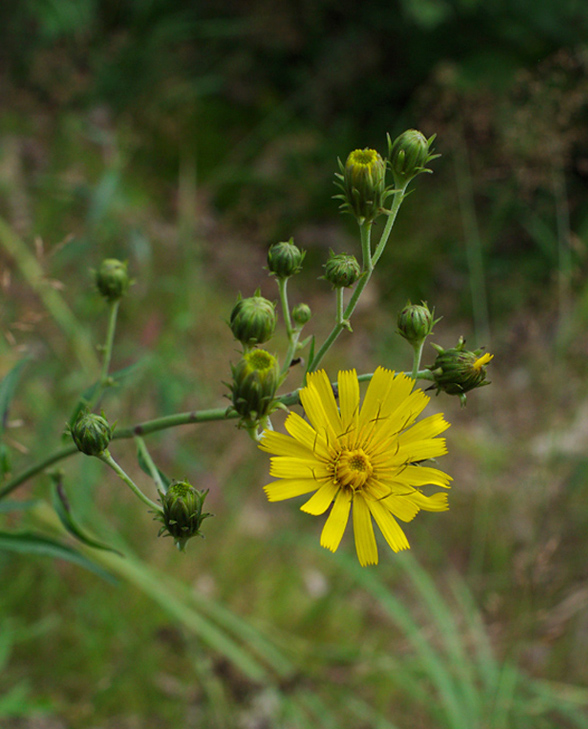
[71,412,112,456]
[230,349,280,424]
[94,259,130,303]
[267,238,305,278]
[229,292,277,347]
[156,481,212,551]
[387,129,440,187]
[292,303,312,327]
[323,252,361,289]
[428,337,493,406]
[397,301,439,346]
[334,148,390,223]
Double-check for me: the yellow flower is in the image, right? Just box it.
[259,367,451,566]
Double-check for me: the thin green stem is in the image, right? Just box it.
[277,277,293,338]
[280,329,301,378]
[135,436,166,493]
[372,185,408,266]
[99,300,120,387]
[0,367,438,500]
[308,222,373,372]
[411,340,425,381]
[335,286,345,325]
[99,451,162,513]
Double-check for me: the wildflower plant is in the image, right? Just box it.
[0,129,493,567]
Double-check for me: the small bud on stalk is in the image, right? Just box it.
[94,259,130,303]
[397,301,439,346]
[230,293,277,348]
[156,481,212,551]
[334,148,390,223]
[428,337,493,406]
[292,303,312,327]
[323,252,361,289]
[71,412,112,456]
[267,238,305,279]
[387,129,440,188]
[230,349,280,425]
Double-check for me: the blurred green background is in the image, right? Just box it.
[1,0,588,727]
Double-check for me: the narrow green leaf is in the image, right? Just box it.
[0,530,116,583]
[0,358,30,438]
[51,478,122,556]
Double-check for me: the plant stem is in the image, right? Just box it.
[336,287,345,326]
[99,451,162,513]
[308,221,373,372]
[372,184,408,266]
[277,277,293,338]
[0,368,437,499]
[100,300,120,387]
[411,340,425,381]
[135,436,166,493]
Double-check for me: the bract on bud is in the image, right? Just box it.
[323,252,361,289]
[334,148,390,223]
[71,412,112,456]
[387,129,440,187]
[267,238,305,279]
[230,349,280,425]
[94,259,130,303]
[397,301,439,346]
[156,481,212,551]
[229,293,277,348]
[428,337,493,406]
[292,303,312,327]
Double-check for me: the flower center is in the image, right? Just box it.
[336,448,373,491]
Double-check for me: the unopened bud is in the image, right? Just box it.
[428,337,493,406]
[156,481,212,551]
[292,303,312,327]
[71,412,112,456]
[323,252,361,289]
[334,148,389,223]
[397,301,439,346]
[230,292,277,347]
[387,129,439,187]
[267,238,305,279]
[230,349,280,424]
[94,259,130,303]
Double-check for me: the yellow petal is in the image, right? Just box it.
[269,456,329,480]
[320,489,351,552]
[301,481,339,515]
[378,493,421,522]
[264,479,318,502]
[300,370,341,439]
[353,494,378,566]
[358,366,395,430]
[408,491,450,512]
[394,465,452,488]
[338,369,359,440]
[367,498,410,552]
[284,411,325,455]
[259,430,313,458]
[397,438,447,462]
[399,413,450,444]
